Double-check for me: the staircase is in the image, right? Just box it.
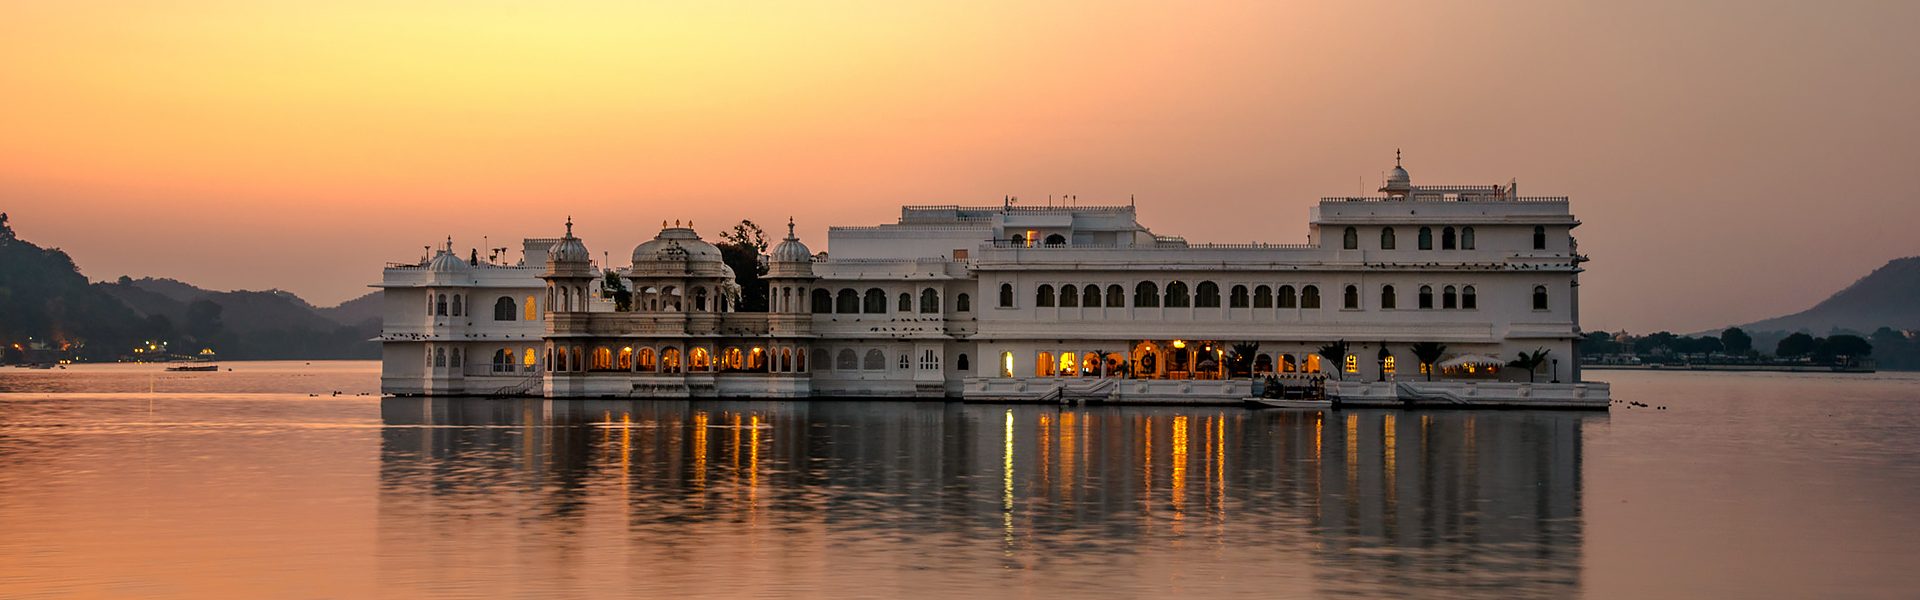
[488,372,543,397]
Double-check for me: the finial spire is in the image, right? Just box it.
[445,236,452,252]
[1395,148,1402,167]
[564,216,573,237]
[786,216,797,239]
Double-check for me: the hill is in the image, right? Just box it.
[0,212,380,362]
[1740,257,1920,335]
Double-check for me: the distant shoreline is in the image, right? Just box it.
[1584,364,1879,374]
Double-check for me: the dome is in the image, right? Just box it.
[630,223,727,277]
[544,218,594,278]
[427,249,469,273]
[1379,150,1412,195]
[768,218,815,278]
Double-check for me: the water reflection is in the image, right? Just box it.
[377,399,1595,597]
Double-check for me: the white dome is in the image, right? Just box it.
[427,249,469,273]
[630,225,728,277]
[544,219,594,278]
[768,218,815,278]
[1387,165,1410,186]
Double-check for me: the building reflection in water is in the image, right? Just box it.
[378,398,1594,596]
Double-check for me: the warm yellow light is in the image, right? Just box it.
[1172,340,1186,349]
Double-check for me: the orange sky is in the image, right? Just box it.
[3,0,1916,332]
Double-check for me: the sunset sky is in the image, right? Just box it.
[3,0,1916,333]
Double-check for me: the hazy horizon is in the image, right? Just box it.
[5,1,1917,333]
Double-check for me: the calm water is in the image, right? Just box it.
[2,362,1918,599]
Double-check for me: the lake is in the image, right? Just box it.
[2,362,1917,598]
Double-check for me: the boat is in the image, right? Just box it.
[164,364,219,372]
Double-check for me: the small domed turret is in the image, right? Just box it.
[768,218,814,277]
[545,218,593,277]
[630,221,727,277]
[1380,149,1412,197]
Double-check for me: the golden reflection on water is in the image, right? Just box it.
[692,411,708,491]
[1002,408,1015,554]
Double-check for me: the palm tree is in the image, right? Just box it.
[1092,350,1113,378]
[1316,339,1349,381]
[1507,348,1551,383]
[1229,341,1261,379]
[1410,342,1447,381]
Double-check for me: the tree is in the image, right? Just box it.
[602,270,632,312]
[1507,348,1551,383]
[1776,332,1816,358]
[1822,334,1872,367]
[1721,327,1753,355]
[1409,341,1447,381]
[1315,340,1349,381]
[715,220,770,312]
[1227,341,1260,378]
[1092,350,1113,378]
[185,299,224,340]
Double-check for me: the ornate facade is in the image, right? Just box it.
[379,159,1599,403]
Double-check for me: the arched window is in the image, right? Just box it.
[836,349,857,370]
[1343,285,1359,309]
[1463,285,1478,309]
[1106,284,1125,307]
[811,348,830,372]
[492,349,512,372]
[1036,284,1056,307]
[898,354,910,370]
[1059,285,1079,308]
[1442,226,1457,250]
[836,289,860,313]
[1135,281,1160,307]
[1345,354,1359,374]
[1462,227,1476,249]
[864,289,888,313]
[636,348,656,372]
[492,297,515,321]
[1381,227,1396,249]
[920,289,940,313]
[1533,285,1549,310]
[1229,285,1250,308]
[1533,226,1547,250]
[781,348,793,372]
[813,289,834,313]
[435,294,448,316]
[796,348,807,372]
[694,287,710,312]
[1036,352,1054,377]
[589,347,611,370]
[1082,285,1100,308]
[1443,285,1458,309]
[1010,234,1025,246]
[1254,354,1274,373]
[957,293,972,312]
[660,347,681,373]
[1253,285,1273,308]
[1381,285,1397,309]
[1044,233,1066,246]
[692,347,712,371]
[1281,354,1297,373]
[1277,285,1297,309]
[451,294,463,317]
[433,347,446,367]
[1195,281,1221,308]
[1342,227,1358,249]
[1419,285,1434,309]
[897,292,912,312]
[1166,281,1191,308]
[525,295,537,320]
[1302,285,1321,309]
[863,349,886,371]
[999,351,1014,378]
[618,347,633,370]
[721,347,744,371]
[523,348,537,370]
[1419,227,1433,250]
[956,353,969,371]
[449,348,462,368]
[999,284,1014,308]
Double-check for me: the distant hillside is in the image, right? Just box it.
[0,213,163,360]
[317,291,382,327]
[98,278,379,360]
[1740,257,1920,335]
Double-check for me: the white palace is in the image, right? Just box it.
[378,159,1608,406]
